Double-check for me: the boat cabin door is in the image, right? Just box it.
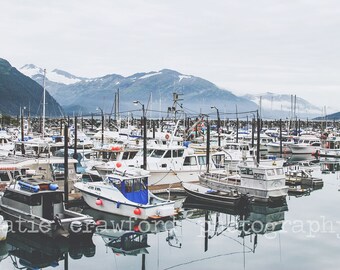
[42,194,55,220]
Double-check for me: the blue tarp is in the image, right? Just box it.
[121,181,148,205]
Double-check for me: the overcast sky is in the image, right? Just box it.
[1,0,340,111]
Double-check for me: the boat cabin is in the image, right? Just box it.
[2,180,67,221]
[106,173,149,205]
[239,165,286,189]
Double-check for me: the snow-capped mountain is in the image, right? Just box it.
[0,59,63,116]
[20,64,88,85]
[19,64,326,118]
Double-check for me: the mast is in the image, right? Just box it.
[42,68,46,138]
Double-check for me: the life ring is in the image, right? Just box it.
[165,133,170,140]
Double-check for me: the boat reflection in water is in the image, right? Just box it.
[2,232,95,269]
[319,157,340,174]
[182,197,288,253]
[83,207,181,265]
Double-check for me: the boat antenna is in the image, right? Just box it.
[42,68,46,138]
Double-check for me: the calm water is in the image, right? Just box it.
[1,155,340,270]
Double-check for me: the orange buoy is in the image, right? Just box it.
[96,198,103,206]
[134,208,141,215]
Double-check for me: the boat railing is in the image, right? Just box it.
[201,172,240,186]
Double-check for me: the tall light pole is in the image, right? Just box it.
[211,106,221,147]
[96,107,104,146]
[133,100,147,170]
[21,106,26,155]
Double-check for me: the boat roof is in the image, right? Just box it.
[6,183,63,196]
[238,164,284,170]
[0,156,78,168]
[105,167,150,180]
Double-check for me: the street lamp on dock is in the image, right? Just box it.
[133,100,147,170]
[211,106,221,147]
[96,107,104,146]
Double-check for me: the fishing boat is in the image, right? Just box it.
[317,135,340,157]
[5,231,95,269]
[94,143,227,187]
[199,163,289,202]
[0,177,96,238]
[288,135,321,154]
[74,167,176,220]
[182,182,246,207]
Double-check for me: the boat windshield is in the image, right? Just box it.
[150,149,166,158]
[120,177,148,204]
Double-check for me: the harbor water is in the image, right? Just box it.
[1,155,340,269]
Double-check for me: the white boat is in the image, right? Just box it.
[0,155,80,192]
[288,136,321,154]
[74,167,176,220]
[221,142,284,172]
[0,215,8,241]
[0,130,14,157]
[0,177,96,238]
[182,182,244,207]
[266,136,295,154]
[199,163,289,202]
[317,136,340,157]
[94,144,227,186]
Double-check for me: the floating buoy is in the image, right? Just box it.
[134,208,141,215]
[49,183,59,191]
[116,162,122,168]
[133,224,140,232]
[96,198,103,206]
[95,220,103,226]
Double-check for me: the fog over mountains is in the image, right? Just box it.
[20,64,324,119]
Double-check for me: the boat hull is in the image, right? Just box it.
[182,183,243,207]
[0,205,95,238]
[199,174,288,203]
[79,189,175,220]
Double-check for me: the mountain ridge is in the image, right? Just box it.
[0,59,64,117]
[18,63,328,119]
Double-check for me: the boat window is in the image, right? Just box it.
[212,154,225,168]
[122,151,137,160]
[198,156,206,165]
[95,187,101,191]
[124,180,133,192]
[164,150,171,158]
[142,177,148,188]
[276,168,284,175]
[150,150,165,158]
[132,178,146,192]
[240,145,249,151]
[184,156,197,166]
[0,171,10,182]
[240,168,253,175]
[266,169,275,176]
[3,190,35,205]
[30,195,42,206]
[254,173,265,179]
[147,149,153,156]
[48,193,63,204]
[88,186,94,190]
[109,152,119,161]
